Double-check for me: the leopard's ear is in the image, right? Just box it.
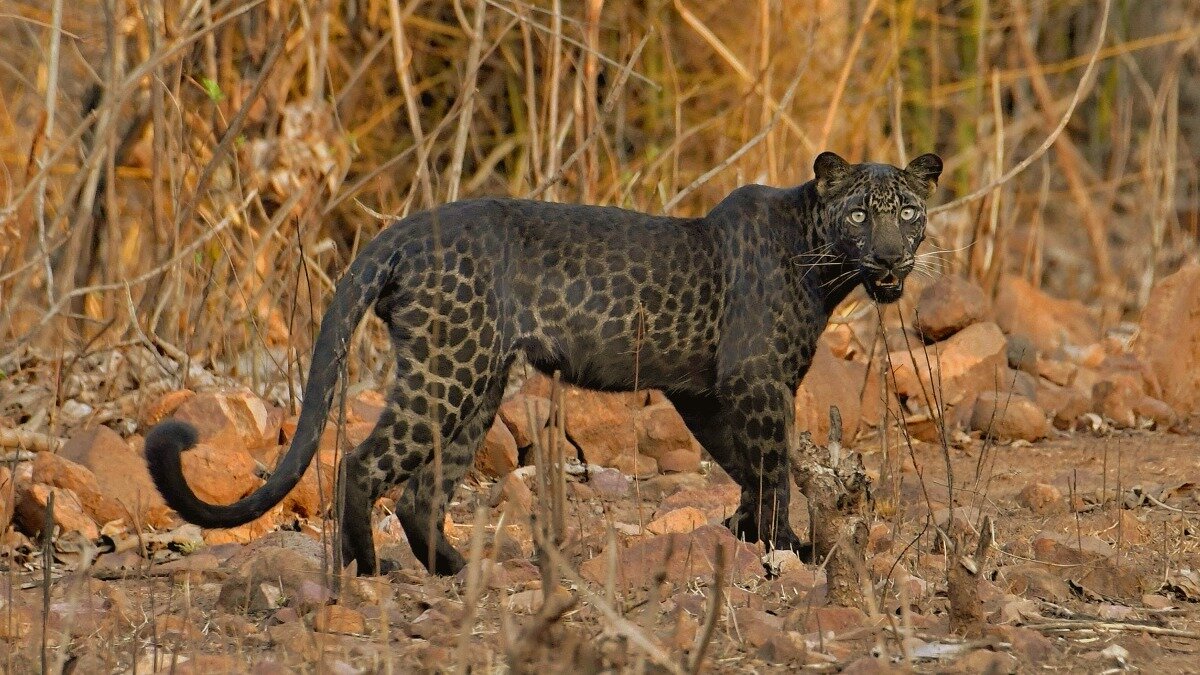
[813,151,852,197]
[904,153,943,197]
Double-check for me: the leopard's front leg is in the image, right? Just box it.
[716,371,802,554]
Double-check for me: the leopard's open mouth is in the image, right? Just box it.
[862,269,907,303]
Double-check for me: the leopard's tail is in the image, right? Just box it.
[144,229,398,528]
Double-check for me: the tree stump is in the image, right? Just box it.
[789,407,872,608]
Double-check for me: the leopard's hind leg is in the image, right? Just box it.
[341,356,510,576]
[395,370,508,575]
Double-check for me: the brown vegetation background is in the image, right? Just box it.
[0,0,1197,403]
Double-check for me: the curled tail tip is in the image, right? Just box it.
[144,419,199,466]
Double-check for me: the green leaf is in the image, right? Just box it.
[201,77,224,103]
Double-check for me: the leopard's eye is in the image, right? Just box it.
[849,210,867,224]
[899,206,917,221]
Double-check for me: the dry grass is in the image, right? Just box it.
[1,1,1197,381]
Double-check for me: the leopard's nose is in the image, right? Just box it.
[870,248,905,270]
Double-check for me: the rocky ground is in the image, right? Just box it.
[2,267,1200,673]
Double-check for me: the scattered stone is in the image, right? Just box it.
[178,441,264,507]
[970,392,1049,442]
[579,524,762,587]
[1135,262,1200,413]
[757,631,807,665]
[488,472,534,515]
[60,426,172,528]
[953,649,1018,674]
[347,390,386,425]
[987,625,1054,664]
[586,468,630,498]
[1031,531,1111,566]
[886,321,1008,408]
[562,388,639,467]
[610,452,657,478]
[407,607,455,641]
[645,507,708,535]
[1038,357,1077,386]
[995,276,1097,352]
[914,275,990,341]
[790,605,867,635]
[1036,380,1091,430]
[497,395,552,448]
[634,401,694,461]
[655,481,740,521]
[657,447,701,473]
[173,390,280,452]
[475,418,519,477]
[1006,333,1039,374]
[1016,482,1064,516]
[796,343,866,440]
[217,543,324,612]
[142,389,195,427]
[15,483,99,539]
[31,452,125,527]
[1142,594,1173,610]
[312,605,366,635]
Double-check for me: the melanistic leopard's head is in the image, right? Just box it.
[813,151,943,304]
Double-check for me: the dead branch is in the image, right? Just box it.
[790,406,873,609]
[948,515,995,638]
[0,428,64,453]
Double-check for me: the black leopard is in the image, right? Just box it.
[145,151,943,576]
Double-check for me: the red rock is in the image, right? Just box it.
[792,605,867,635]
[260,442,338,518]
[1037,357,1077,386]
[1092,377,1140,429]
[645,507,709,535]
[173,390,280,452]
[970,392,1049,442]
[562,389,638,467]
[656,481,740,521]
[796,342,866,440]
[218,544,324,611]
[348,390,386,425]
[1136,263,1200,412]
[657,447,701,473]
[61,426,172,528]
[488,472,533,516]
[15,483,99,539]
[497,394,552,448]
[611,452,657,478]
[1133,395,1177,429]
[995,276,1098,352]
[579,524,762,587]
[987,625,1054,664]
[312,605,366,635]
[1036,380,1090,430]
[839,656,902,675]
[736,607,784,647]
[952,650,1018,674]
[142,389,195,427]
[885,322,1008,408]
[179,441,264,507]
[757,631,807,665]
[32,453,126,526]
[475,418,518,477]
[634,401,694,460]
[1017,482,1064,515]
[914,275,990,341]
